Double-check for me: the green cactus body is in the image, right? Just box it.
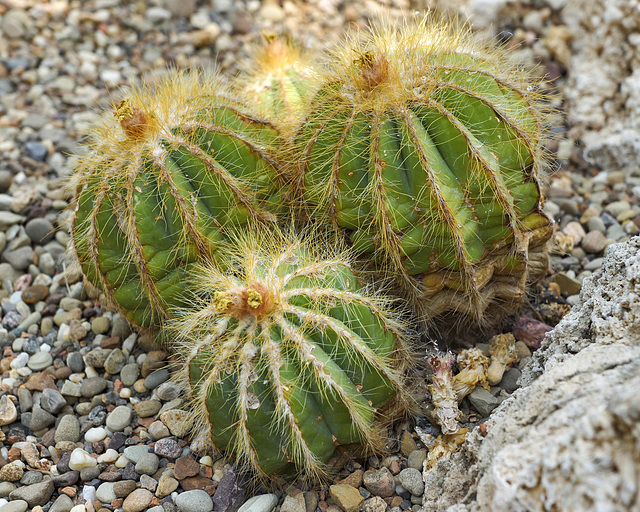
[170,231,412,482]
[240,35,317,127]
[70,72,287,329]
[295,19,554,328]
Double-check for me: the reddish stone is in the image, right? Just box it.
[7,446,20,462]
[113,379,123,393]
[22,372,56,391]
[174,456,201,480]
[112,498,123,508]
[180,475,213,491]
[21,284,48,304]
[137,417,154,428]
[389,460,401,475]
[101,336,122,349]
[61,486,77,498]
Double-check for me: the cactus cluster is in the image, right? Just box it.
[69,14,553,483]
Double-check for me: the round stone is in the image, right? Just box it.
[143,369,170,390]
[123,488,153,512]
[66,352,84,373]
[120,363,140,387]
[24,141,48,162]
[68,448,97,471]
[175,489,214,512]
[154,438,181,459]
[25,218,55,245]
[27,352,53,371]
[363,467,396,498]
[85,427,107,443]
[106,405,133,432]
[21,284,48,304]
[135,453,159,476]
[81,377,108,397]
[134,399,162,418]
[40,388,67,415]
[96,481,117,503]
[91,316,111,334]
[104,348,126,374]
[123,445,150,464]
[55,415,80,443]
[397,468,424,496]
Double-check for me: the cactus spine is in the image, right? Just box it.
[70,71,287,329]
[170,229,413,482]
[293,17,553,329]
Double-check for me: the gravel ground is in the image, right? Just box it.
[0,1,638,512]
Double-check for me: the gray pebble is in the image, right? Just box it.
[406,450,426,471]
[41,389,67,416]
[135,452,160,475]
[0,171,13,193]
[237,494,278,512]
[176,489,214,512]
[84,348,111,368]
[27,351,53,371]
[604,200,630,217]
[154,438,181,459]
[24,141,48,162]
[468,387,502,417]
[3,246,35,270]
[17,389,32,413]
[587,216,606,233]
[397,468,424,497]
[0,482,16,498]
[79,465,101,482]
[49,493,74,512]
[29,406,55,431]
[38,252,56,276]
[0,212,25,230]
[60,381,82,398]
[40,388,67,414]
[144,369,170,390]
[66,352,84,373]
[54,414,80,443]
[123,445,151,464]
[81,376,107,397]
[106,405,133,432]
[0,500,28,512]
[8,479,54,507]
[19,471,43,485]
[111,313,132,340]
[120,363,140,386]
[499,367,522,393]
[155,381,181,401]
[584,257,604,271]
[25,218,54,245]
[104,348,126,374]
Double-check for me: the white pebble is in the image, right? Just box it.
[69,373,85,383]
[119,388,132,399]
[115,455,129,468]
[2,378,17,388]
[85,366,99,378]
[68,448,97,471]
[40,344,51,352]
[85,427,107,443]
[97,448,119,463]
[0,499,7,507]
[57,323,70,342]
[83,485,96,502]
[16,367,32,377]
[10,352,29,369]
[70,506,87,512]
[199,455,213,466]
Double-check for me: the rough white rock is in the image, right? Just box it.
[422,236,640,511]
[68,448,97,471]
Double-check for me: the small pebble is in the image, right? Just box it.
[175,489,214,512]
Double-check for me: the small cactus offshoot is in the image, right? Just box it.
[169,229,414,483]
[69,71,287,330]
[294,16,554,332]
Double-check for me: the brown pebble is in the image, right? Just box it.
[98,470,122,482]
[55,367,72,380]
[400,430,419,457]
[60,486,77,498]
[389,460,401,475]
[112,498,123,508]
[21,284,48,304]
[179,475,214,491]
[337,469,363,488]
[101,336,122,349]
[174,456,201,480]
[22,372,56,391]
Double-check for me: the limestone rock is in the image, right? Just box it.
[422,236,640,511]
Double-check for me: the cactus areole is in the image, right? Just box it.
[171,232,412,482]
[296,18,554,328]
[70,72,287,330]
